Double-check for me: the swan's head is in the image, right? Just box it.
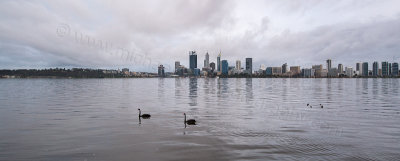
[183,113,186,115]
[138,108,140,110]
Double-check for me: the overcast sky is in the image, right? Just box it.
[1,0,400,72]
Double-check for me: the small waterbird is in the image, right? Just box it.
[184,113,196,125]
[138,108,151,119]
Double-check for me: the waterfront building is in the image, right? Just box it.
[326,59,332,71]
[194,68,200,76]
[158,65,165,77]
[236,60,241,70]
[175,61,180,74]
[189,51,197,70]
[282,63,287,74]
[389,63,392,75]
[290,66,301,76]
[362,62,368,76]
[338,64,343,74]
[302,68,315,78]
[392,62,399,76]
[245,58,252,75]
[345,67,353,77]
[372,61,379,76]
[382,61,389,76]
[328,68,338,77]
[312,65,323,77]
[356,62,362,76]
[217,52,221,72]
[221,60,228,75]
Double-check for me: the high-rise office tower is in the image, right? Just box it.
[204,52,209,68]
[175,61,180,74]
[356,62,362,75]
[338,64,343,74]
[389,63,392,75]
[362,62,368,76]
[246,58,252,75]
[189,51,197,70]
[372,61,379,76]
[392,62,399,76]
[221,60,228,75]
[326,59,332,71]
[236,60,241,70]
[217,52,221,72]
[382,61,389,76]
[282,63,287,74]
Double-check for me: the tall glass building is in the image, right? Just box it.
[246,58,252,75]
[189,51,197,70]
[382,62,389,76]
[221,60,228,75]
[362,62,368,76]
[392,63,399,76]
[372,61,379,76]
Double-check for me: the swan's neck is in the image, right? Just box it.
[139,110,141,117]
[184,114,186,123]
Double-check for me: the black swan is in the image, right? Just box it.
[320,104,324,108]
[184,113,196,125]
[138,108,151,118]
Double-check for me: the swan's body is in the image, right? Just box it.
[320,104,324,108]
[184,113,196,125]
[138,109,151,118]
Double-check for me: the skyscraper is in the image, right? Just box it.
[175,61,180,74]
[326,59,332,71]
[189,51,197,70]
[246,58,252,75]
[382,61,389,76]
[158,64,165,77]
[282,63,287,74]
[356,62,362,76]
[217,52,221,72]
[204,52,209,68]
[389,63,392,75]
[345,67,353,77]
[362,62,368,76]
[372,61,379,76]
[392,62,399,76]
[236,60,241,70]
[221,60,228,75]
[338,64,343,74]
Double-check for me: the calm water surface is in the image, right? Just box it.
[0,78,399,161]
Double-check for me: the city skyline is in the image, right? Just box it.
[1,1,400,71]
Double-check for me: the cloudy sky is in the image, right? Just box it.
[1,0,400,72]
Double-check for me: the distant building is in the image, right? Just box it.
[266,67,272,76]
[266,67,282,76]
[389,63,392,75]
[236,60,241,70]
[302,68,315,78]
[122,68,130,75]
[338,64,343,74]
[189,51,197,70]
[245,58,252,75]
[326,59,332,71]
[328,68,338,77]
[362,62,368,76]
[204,52,209,68]
[312,65,323,77]
[356,62,362,76]
[217,52,221,72]
[282,63,287,74]
[221,60,228,75]
[158,65,165,77]
[382,62,389,76]
[372,61,379,76]
[290,66,301,76]
[210,62,216,72]
[345,67,353,77]
[392,62,399,76]
[175,61,180,74]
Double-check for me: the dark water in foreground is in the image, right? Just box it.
[0,78,399,161]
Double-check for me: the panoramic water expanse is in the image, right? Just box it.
[0,78,399,161]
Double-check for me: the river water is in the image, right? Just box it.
[0,78,399,160]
